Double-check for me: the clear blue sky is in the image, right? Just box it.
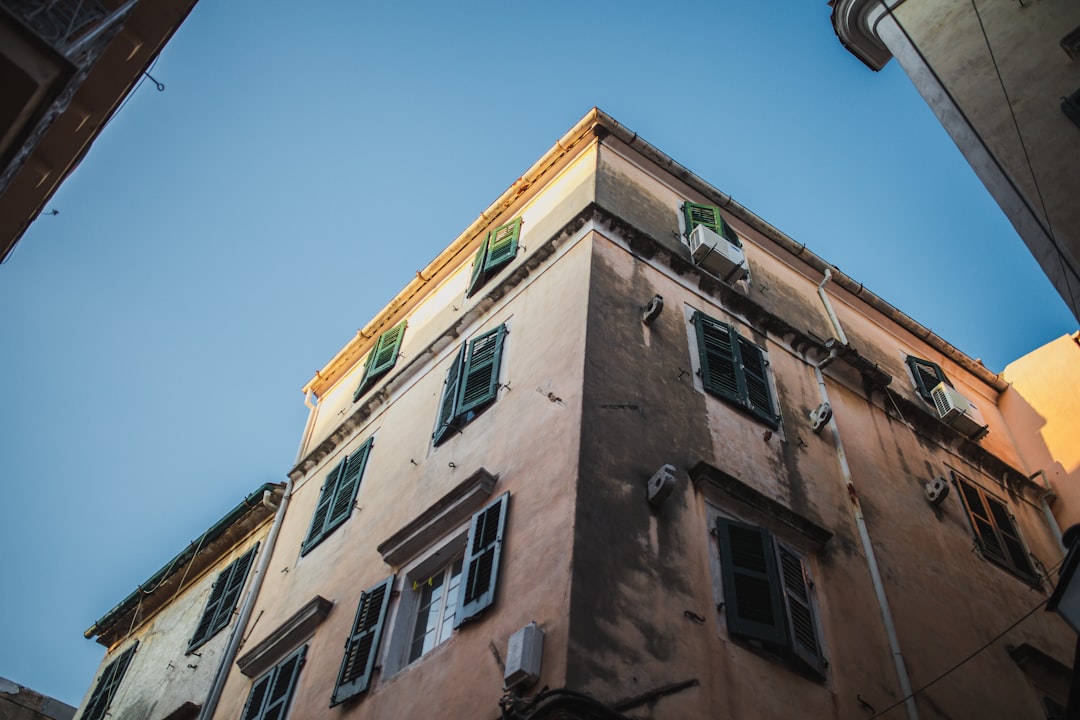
[1,0,1074,707]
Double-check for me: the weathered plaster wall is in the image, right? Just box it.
[212,221,597,720]
[566,149,1071,718]
[1002,333,1080,530]
[74,533,268,720]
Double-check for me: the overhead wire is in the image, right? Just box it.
[867,555,1066,718]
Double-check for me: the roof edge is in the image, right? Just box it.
[84,481,284,640]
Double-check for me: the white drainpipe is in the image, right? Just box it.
[198,478,293,720]
[814,366,919,720]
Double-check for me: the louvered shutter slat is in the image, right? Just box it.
[212,545,258,637]
[189,573,228,649]
[301,461,343,555]
[457,325,506,415]
[83,643,137,720]
[333,576,394,705]
[987,497,1036,577]
[716,517,787,647]
[694,313,741,403]
[327,439,373,531]
[465,235,490,297]
[777,544,825,675]
[258,645,306,720]
[738,337,776,426]
[483,218,521,271]
[355,323,407,402]
[433,346,466,445]
[457,493,509,626]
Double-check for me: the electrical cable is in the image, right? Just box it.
[868,555,1066,718]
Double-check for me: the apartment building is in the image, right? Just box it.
[77,109,1074,720]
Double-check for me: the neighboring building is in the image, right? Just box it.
[831,0,1080,320]
[78,109,1075,720]
[0,0,199,261]
[1000,332,1080,533]
[0,677,75,720]
[76,484,282,720]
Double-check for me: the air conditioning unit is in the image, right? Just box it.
[688,225,747,282]
[931,382,989,439]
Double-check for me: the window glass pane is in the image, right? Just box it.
[408,557,464,663]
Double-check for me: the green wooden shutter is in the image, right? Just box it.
[738,336,777,427]
[241,672,272,720]
[83,643,138,720]
[693,313,741,404]
[684,201,722,234]
[189,567,229,650]
[354,322,407,401]
[212,545,258,634]
[456,492,509,626]
[776,544,825,676]
[906,356,947,402]
[243,645,306,720]
[955,477,1008,566]
[325,438,373,533]
[465,235,490,297]
[189,544,259,651]
[483,218,521,271]
[457,325,506,415]
[433,345,466,445]
[301,459,344,555]
[716,517,787,647]
[985,495,1037,579]
[332,575,394,705]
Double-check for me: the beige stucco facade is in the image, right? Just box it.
[832,0,1080,320]
[78,110,1077,720]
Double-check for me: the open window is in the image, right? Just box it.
[466,218,522,297]
[433,325,507,445]
[354,322,407,402]
[953,471,1038,583]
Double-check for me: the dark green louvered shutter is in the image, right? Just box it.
[683,202,740,247]
[243,645,306,720]
[241,671,271,720]
[955,478,1007,565]
[906,356,947,402]
[83,643,138,720]
[483,218,521,271]
[955,475,1035,579]
[332,575,394,705]
[301,460,343,555]
[354,322,407,401]
[466,237,490,297]
[693,313,741,404]
[456,492,509,626]
[716,517,787,647]
[433,345,466,445]
[189,544,259,651]
[302,439,373,555]
[984,497,1036,578]
[458,325,506,415]
[776,544,825,676]
[738,336,776,427]
[325,438,373,532]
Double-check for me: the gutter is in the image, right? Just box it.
[84,482,283,640]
